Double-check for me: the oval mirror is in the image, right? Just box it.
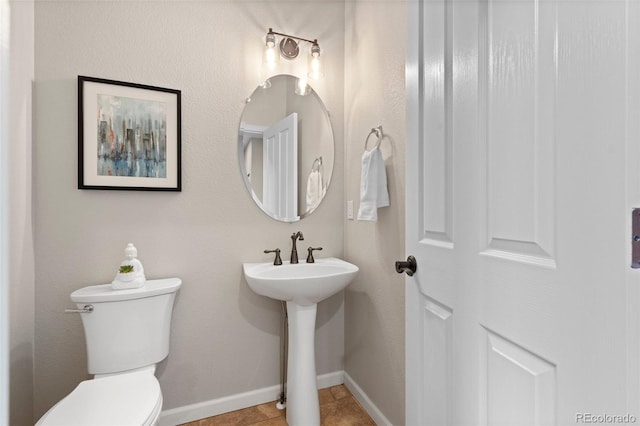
[238,74,334,222]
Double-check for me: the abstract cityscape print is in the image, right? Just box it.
[96,94,167,178]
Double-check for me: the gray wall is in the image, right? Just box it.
[8,1,36,425]
[33,1,345,420]
[28,1,408,424]
[343,1,407,425]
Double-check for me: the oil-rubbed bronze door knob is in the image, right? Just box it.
[395,256,417,276]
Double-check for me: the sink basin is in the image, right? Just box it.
[243,257,359,306]
[243,256,358,426]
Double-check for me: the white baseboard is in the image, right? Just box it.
[316,370,344,389]
[344,372,392,426]
[158,371,345,426]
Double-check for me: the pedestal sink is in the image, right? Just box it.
[243,257,359,426]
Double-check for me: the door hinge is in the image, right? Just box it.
[632,208,640,268]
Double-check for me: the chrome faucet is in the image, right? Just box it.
[290,231,304,264]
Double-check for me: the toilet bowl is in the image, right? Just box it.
[36,278,181,426]
[36,367,162,426]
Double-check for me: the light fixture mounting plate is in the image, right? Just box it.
[279,37,300,59]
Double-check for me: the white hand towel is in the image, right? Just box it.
[357,147,389,221]
[306,169,325,212]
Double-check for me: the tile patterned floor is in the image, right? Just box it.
[180,385,376,426]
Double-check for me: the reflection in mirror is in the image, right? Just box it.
[238,74,334,222]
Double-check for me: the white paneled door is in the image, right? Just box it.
[405,0,640,424]
[263,112,299,222]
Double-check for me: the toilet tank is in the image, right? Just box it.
[70,278,182,375]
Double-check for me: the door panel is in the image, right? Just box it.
[483,329,556,426]
[480,0,557,263]
[422,0,453,244]
[422,299,452,426]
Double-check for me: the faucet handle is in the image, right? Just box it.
[306,247,323,263]
[264,248,283,265]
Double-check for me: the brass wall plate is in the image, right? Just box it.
[279,37,300,59]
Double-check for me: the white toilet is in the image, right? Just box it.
[36,277,182,426]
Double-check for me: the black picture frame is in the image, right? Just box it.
[78,76,181,191]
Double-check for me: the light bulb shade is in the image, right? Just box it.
[263,31,279,70]
[266,31,276,48]
[307,42,323,80]
[264,46,279,70]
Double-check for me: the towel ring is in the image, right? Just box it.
[364,125,384,151]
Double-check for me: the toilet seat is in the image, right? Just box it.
[36,369,162,426]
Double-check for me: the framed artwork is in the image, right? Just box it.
[78,76,181,191]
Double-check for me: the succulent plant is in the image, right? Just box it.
[119,265,135,274]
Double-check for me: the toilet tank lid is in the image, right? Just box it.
[71,277,182,303]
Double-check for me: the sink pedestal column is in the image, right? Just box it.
[286,301,320,426]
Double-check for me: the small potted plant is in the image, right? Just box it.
[117,264,136,281]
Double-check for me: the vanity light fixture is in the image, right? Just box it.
[264,28,323,81]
